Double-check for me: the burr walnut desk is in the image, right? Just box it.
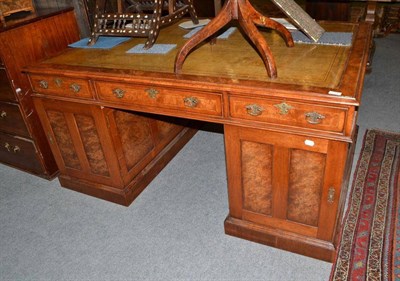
[25,21,372,262]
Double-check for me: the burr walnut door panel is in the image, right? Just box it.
[103,109,184,186]
[33,98,125,188]
[224,125,349,242]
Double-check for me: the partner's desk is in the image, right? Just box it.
[24,21,372,262]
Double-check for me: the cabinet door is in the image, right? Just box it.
[224,125,349,242]
[33,98,124,188]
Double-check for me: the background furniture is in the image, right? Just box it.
[30,0,219,38]
[306,0,350,21]
[0,8,80,178]
[88,0,198,48]
[25,19,372,261]
[363,0,400,34]
[0,0,35,24]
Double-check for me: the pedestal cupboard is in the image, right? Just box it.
[0,8,79,178]
[33,98,196,205]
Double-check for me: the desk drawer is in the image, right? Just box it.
[0,102,30,137]
[30,75,93,99]
[0,131,43,174]
[95,81,223,117]
[229,96,347,133]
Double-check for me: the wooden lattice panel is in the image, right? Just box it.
[89,0,198,48]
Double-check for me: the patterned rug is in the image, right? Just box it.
[330,129,400,280]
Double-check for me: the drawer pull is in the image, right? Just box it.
[305,112,325,124]
[113,88,125,98]
[0,111,6,119]
[146,88,159,99]
[70,83,81,93]
[4,142,20,153]
[327,187,335,204]
[274,102,293,115]
[245,104,264,116]
[39,80,49,89]
[183,97,199,108]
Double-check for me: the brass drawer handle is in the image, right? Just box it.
[305,112,325,124]
[4,143,19,153]
[146,88,159,99]
[245,104,264,116]
[113,88,125,98]
[39,80,49,89]
[327,187,335,204]
[70,83,81,93]
[0,111,6,119]
[183,97,199,108]
[274,102,293,115]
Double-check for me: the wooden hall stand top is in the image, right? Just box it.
[25,20,372,262]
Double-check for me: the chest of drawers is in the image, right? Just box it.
[0,8,80,178]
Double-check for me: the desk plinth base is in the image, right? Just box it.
[224,216,335,262]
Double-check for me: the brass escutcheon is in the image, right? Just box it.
[305,112,325,124]
[39,80,48,89]
[54,78,63,87]
[274,102,293,115]
[183,97,199,108]
[327,187,335,204]
[0,111,6,119]
[245,104,264,116]
[113,88,125,98]
[146,88,159,99]
[69,83,81,93]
